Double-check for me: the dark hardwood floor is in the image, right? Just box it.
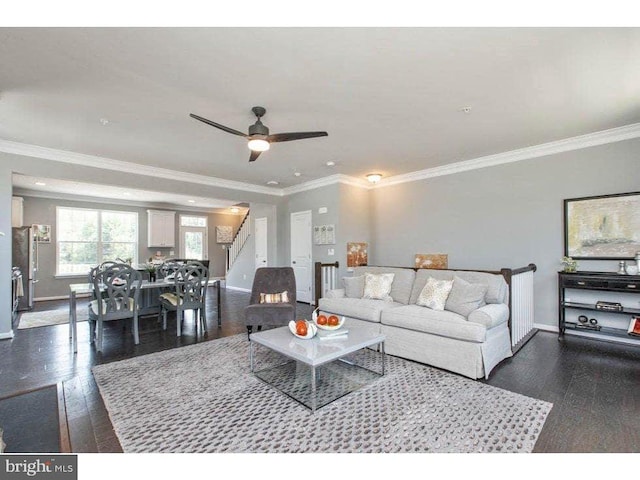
[1,287,639,453]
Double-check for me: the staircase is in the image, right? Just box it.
[226,210,250,274]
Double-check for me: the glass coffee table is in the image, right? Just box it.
[249,325,385,413]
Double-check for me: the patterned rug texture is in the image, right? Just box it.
[92,334,552,453]
[18,309,87,329]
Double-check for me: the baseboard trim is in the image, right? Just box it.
[224,285,251,293]
[534,323,558,333]
[0,330,15,340]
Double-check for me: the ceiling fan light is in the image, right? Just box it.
[366,173,383,184]
[247,138,270,152]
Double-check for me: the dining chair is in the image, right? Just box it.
[244,267,297,339]
[159,260,209,337]
[88,263,142,352]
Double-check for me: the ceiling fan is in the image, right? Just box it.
[190,106,328,162]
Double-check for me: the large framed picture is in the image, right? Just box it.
[564,191,640,259]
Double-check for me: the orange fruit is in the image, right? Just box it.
[328,315,340,327]
[316,315,328,326]
[295,320,308,336]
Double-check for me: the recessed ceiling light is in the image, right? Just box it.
[461,107,472,114]
[99,118,109,126]
[122,192,132,196]
[294,172,302,177]
[326,161,335,167]
[267,180,279,185]
[230,207,240,214]
[188,199,196,203]
[34,181,46,186]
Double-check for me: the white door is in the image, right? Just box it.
[290,210,312,303]
[179,227,208,260]
[255,217,268,270]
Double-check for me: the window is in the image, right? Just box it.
[180,215,207,227]
[57,207,138,275]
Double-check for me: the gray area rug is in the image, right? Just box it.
[92,334,552,453]
[18,309,87,329]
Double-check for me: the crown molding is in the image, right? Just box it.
[0,139,284,197]
[282,174,370,195]
[374,122,640,188]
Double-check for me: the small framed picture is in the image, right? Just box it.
[32,224,51,243]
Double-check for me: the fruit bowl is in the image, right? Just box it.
[312,308,346,331]
[288,320,317,339]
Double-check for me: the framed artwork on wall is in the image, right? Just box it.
[347,242,368,267]
[564,191,640,259]
[414,253,448,269]
[215,225,233,244]
[32,224,51,243]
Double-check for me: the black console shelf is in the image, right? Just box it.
[558,271,640,343]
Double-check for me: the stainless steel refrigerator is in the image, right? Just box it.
[12,226,38,311]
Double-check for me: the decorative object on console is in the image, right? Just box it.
[595,300,624,312]
[564,191,640,259]
[347,242,368,268]
[416,277,454,311]
[618,261,627,275]
[561,256,578,273]
[415,253,448,270]
[628,316,640,337]
[626,263,639,275]
[215,225,233,243]
[32,224,51,243]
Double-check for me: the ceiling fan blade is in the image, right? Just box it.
[267,131,328,143]
[189,113,248,138]
[249,150,262,162]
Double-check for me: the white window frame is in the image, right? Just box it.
[179,214,208,260]
[56,206,139,277]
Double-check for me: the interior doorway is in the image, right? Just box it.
[179,215,208,261]
[254,216,268,270]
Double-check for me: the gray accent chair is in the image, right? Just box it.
[244,267,297,339]
[159,261,209,337]
[89,263,142,352]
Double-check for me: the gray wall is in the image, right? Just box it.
[370,137,640,330]
[0,164,12,338]
[20,195,242,299]
[225,202,279,291]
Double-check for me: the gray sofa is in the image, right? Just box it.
[318,266,512,379]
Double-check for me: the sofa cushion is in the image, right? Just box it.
[318,297,404,323]
[353,266,416,304]
[444,276,488,317]
[381,305,487,343]
[410,269,507,305]
[416,277,454,311]
[363,273,394,301]
[343,275,365,298]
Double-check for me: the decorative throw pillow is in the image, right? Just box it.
[416,277,454,311]
[343,275,365,298]
[362,273,395,301]
[444,276,488,317]
[260,291,289,304]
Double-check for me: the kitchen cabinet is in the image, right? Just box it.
[147,210,175,247]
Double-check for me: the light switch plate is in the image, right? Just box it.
[328,248,334,256]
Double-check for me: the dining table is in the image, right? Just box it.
[68,277,222,353]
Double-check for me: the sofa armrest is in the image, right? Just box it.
[325,288,346,299]
[467,303,509,329]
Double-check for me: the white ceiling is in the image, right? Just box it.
[1,27,640,194]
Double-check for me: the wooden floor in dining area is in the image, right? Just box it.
[1,286,639,453]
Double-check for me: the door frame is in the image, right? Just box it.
[178,214,209,260]
[290,209,312,303]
